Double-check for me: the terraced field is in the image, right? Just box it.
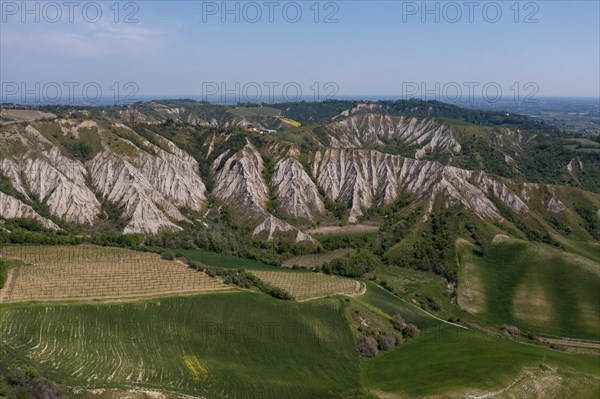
[251,270,364,301]
[0,293,360,398]
[0,245,229,302]
[457,238,600,340]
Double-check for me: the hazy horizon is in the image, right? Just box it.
[1,1,599,106]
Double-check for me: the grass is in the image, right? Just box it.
[457,238,600,340]
[228,107,281,117]
[0,293,360,399]
[362,324,600,398]
[559,238,600,263]
[251,269,362,301]
[565,137,600,148]
[361,279,600,398]
[357,282,442,330]
[1,244,598,398]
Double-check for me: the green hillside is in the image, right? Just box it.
[363,324,600,398]
[457,237,600,340]
[0,293,360,399]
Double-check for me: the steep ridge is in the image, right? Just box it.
[0,120,208,234]
[271,148,326,221]
[322,113,461,159]
[0,125,100,225]
[86,127,208,234]
[212,140,269,212]
[88,146,190,234]
[311,149,527,223]
[114,126,206,211]
[0,192,60,231]
[212,142,315,242]
[1,107,597,242]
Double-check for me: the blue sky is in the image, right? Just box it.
[1,0,599,102]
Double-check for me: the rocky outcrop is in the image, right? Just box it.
[0,121,207,234]
[311,149,526,222]
[87,142,194,234]
[121,130,206,211]
[323,114,461,159]
[0,125,100,225]
[545,197,566,213]
[0,111,573,240]
[212,141,269,212]
[271,154,325,221]
[567,157,584,176]
[473,172,528,214]
[212,142,315,242]
[0,191,60,230]
[253,215,314,243]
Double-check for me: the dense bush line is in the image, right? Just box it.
[0,366,67,399]
[320,250,381,278]
[187,261,293,300]
[574,205,600,240]
[386,211,458,281]
[356,312,419,358]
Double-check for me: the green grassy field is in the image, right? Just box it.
[360,281,600,398]
[1,244,599,398]
[558,238,600,263]
[0,292,360,399]
[228,107,281,117]
[357,282,442,330]
[457,238,600,340]
[363,324,600,398]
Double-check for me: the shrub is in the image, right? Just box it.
[391,314,405,331]
[161,251,175,260]
[0,366,68,399]
[322,250,381,278]
[358,335,378,358]
[377,333,396,351]
[405,323,420,339]
[392,331,404,346]
[500,324,521,336]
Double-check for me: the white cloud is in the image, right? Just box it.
[1,20,161,58]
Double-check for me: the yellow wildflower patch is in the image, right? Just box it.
[183,355,208,382]
[278,117,302,127]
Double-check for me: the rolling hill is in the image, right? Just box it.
[0,99,599,398]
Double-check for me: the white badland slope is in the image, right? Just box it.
[323,113,461,159]
[311,149,527,223]
[0,115,550,239]
[0,121,206,234]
